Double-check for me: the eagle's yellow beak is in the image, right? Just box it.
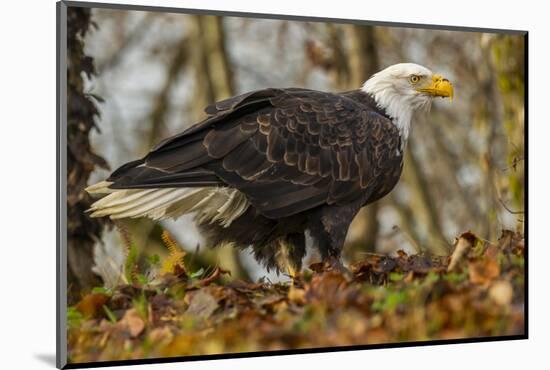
[417,74,454,101]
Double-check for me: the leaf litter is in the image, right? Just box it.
[68,229,525,363]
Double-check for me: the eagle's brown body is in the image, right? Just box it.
[103,87,404,271]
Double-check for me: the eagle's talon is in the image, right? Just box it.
[327,258,354,280]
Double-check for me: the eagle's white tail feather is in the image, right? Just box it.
[89,188,175,218]
[85,180,117,194]
[198,191,232,224]
[111,188,189,219]
[91,188,169,215]
[213,190,250,227]
[86,181,250,227]
[163,189,214,219]
[91,188,157,208]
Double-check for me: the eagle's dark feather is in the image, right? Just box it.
[107,88,404,271]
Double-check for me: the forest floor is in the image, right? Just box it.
[67,229,525,364]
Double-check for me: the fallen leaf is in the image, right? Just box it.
[198,266,231,287]
[396,250,408,258]
[185,290,219,319]
[309,261,326,273]
[483,243,500,259]
[75,293,110,318]
[118,308,145,338]
[401,255,433,274]
[288,286,306,305]
[469,259,500,285]
[448,231,477,271]
[403,271,415,283]
[148,326,173,344]
[373,257,397,273]
[489,280,513,306]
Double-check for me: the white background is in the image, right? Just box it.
[0,0,545,368]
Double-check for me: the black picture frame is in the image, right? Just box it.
[56,1,528,368]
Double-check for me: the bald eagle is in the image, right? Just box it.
[87,63,453,274]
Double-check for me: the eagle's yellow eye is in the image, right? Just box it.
[409,75,420,84]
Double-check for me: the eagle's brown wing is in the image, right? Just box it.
[107,88,402,219]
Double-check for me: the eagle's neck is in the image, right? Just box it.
[361,81,413,142]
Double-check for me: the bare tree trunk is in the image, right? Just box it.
[404,142,449,254]
[475,34,509,241]
[346,26,381,254]
[147,37,189,148]
[389,194,424,252]
[66,8,109,299]
[198,16,234,99]
[188,16,215,122]
[325,24,350,90]
[347,26,379,85]
[188,15,250,280]
[117,35,192,270]
[490,35,525,233]
[428,120,484,225]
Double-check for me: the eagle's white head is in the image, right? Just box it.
[362,63,453,140]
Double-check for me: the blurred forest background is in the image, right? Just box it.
[67,7,525,295]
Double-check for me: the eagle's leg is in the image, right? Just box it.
[327,257,353,278]
[274,233,306,279]
[308,204,360,279]
[284,233,306,280]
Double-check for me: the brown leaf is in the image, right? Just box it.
[75,292,109,318]
[401,255,432,274]
[185,290,219,319]
[373,257,397,273]
[255,294,286,310]
[288,286,306,305]
[469,259,500,285]
[498,230,525,255]
[306,271,349,305]
[483,243,500,259]
[118,308,145,338]
[396,250,408,258]
[403,271,415,283]
[148,326,173,344]
[309,261,326,273]
[198,267,231,287]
